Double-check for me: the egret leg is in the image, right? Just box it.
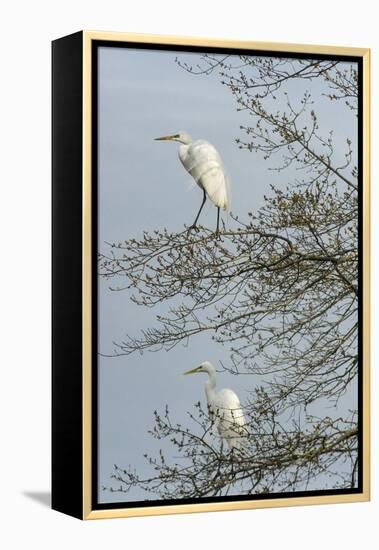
[189,189,206,230]
[216,207,220,236]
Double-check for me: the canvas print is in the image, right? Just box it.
[97,44,361,506]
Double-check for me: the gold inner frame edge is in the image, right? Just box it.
[82,31,370,520]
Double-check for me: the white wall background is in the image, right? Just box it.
[1,1,377,548]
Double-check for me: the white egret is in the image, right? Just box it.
[155,132,229,233]
[184,361,246,451]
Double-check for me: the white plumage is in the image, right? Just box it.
[178,139,229,210]
[155,131,229,232]
[184,361,246,451]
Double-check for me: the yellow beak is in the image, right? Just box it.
[154,134,176,141]
[183,366,200,375]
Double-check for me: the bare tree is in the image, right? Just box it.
[100,55,360,498]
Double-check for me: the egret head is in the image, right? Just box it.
[183,361,215,376]
[154,131,192,145]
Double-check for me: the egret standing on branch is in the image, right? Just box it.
[155,132,230,234]
[184,361,246,451]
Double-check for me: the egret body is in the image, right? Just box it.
[184,361,246,450]
[155,132,229,233]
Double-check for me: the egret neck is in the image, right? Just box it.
[204,367,217,404]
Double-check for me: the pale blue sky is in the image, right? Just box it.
[97,46,358,503]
